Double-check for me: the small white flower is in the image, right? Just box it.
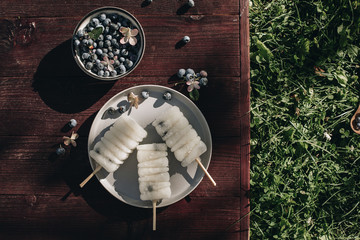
[323,132,332,141]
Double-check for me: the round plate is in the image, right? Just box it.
[88,85,212,208]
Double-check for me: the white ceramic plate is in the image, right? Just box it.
[88,85,212,208]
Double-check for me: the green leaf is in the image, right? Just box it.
[334,71,348,87]
[88,26,104,40]
[255,38,273,62]
[189,89,200,101]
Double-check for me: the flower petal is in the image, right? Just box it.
[71,140,77,147]
[131,28,139,37]
[194,81,200,89]
[186,80,193,85]
[120,37,128,44]
[187,84,194,92]
[120,27,129,34]
[71,132,79,140]
[63,137,71,146]
[129,36,137,46]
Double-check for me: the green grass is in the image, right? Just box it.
[249,0,360,239]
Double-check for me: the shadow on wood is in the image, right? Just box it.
[32,39,114,113]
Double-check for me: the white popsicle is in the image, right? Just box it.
[152,106,216,186]
[80,115,147,188]
[137,143,171,231]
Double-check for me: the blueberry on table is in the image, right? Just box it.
[68,119,77,128]
[188,0,195,7]
[182,36,191,43]
[55,145,66,156]
[186,68,195,75]
[177,68,186,78]
[199,77,208,86]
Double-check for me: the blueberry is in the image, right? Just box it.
[121,49,128,56]
[356,116,360,122]
[82,39,89,45]
[95,59,101,64]
[117,22,122,28]
[103,18,111,26]
[163,92,172,100]
[99,13,107,21]
[186,73,195,81]
[119,57,125,62]
[182,36,191,43]
[96,48,103,55]
[186,68,195,75]
[104,26,110,35]
[114,59,120,66]
[108,46,113,52]
[68,119,77,128]
[105,40,111,47]
[88,39,94,45]
[85,62,93,70]
[114,49,120,55]
[125,59,133,68]
[74,39,81,47]
[357,122,360,129]
[102,48,108,54]
[98,70,104,76]
[188,0,195,7]
[91,18,100,27]
[97,63,104,70]
[98,41,104,48]
[111,70,117,76]
[98,34,104,41]
[107,107,116,115]
[108,52,114,58]
[102,53,108,58]
[77,29,85,38]
[119,64,126,74]
[110,23,119,31]
[56,146,66,156]
[104,71,110,77]
[119,105,126,113]
[141,91,149,99]
[82,52,90,60]
[199,77,208,86]
[177,68,186,78]
[106,35,112,41]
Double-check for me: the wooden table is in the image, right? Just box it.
[0,1,250,239]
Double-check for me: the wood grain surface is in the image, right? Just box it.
[0,0,249,239]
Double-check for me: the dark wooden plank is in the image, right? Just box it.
[0,15,240,78]
[0,136,239,197]
[239,0,250,239]
[0,194,239,239]
[0,77,240,137]
[0,0,239,17]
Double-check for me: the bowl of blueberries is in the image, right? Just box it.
[72,7,145,80]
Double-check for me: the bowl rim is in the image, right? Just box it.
[71,6,146,81]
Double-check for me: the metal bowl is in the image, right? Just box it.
[72,7,145,81]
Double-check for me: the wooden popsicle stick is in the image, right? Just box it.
[152,200,157,231]
[79,165,102,188]
[195,158,216,186]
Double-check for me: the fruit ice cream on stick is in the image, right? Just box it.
[80,115,147,188]
[152,106,216,186]
[136,143,171,231]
